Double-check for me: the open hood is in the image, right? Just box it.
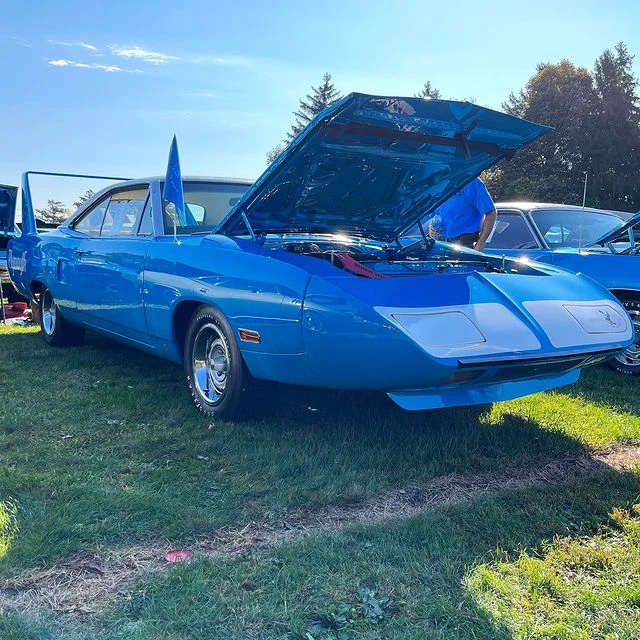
[0,184,18,233]
[590,209,640,246]
[216,93,551,242]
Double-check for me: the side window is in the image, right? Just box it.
[162,182,249,235]
[137,197,153,236]
[73,197,109,236]
[101,188,149,237]
[486,212,538,250]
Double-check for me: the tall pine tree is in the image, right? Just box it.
[286,72,342,142]
[266,73,342,164]
[589,42,640,210]
[415,81,441,99]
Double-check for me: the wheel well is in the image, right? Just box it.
[610,289,640,303]
[173,300,206,360]
[30,281,45,298]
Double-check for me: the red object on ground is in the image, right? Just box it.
[164,549,192,563]
[3,302,29,319]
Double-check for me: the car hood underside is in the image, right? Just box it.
[216,93,550,243]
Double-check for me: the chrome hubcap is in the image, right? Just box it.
[42,291,56,336]
[615,308,640,369]
[192,323,230,405]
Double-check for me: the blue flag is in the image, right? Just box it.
[163,135,187,226]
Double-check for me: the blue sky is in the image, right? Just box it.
[2,0,639,208]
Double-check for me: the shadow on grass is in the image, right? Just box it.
[0,330,630,571]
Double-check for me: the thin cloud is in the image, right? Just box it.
[110,45,179,65]
[189,54,262,68]
[10,36,32,48]
[189,92,217,99]
[186,53,284,78]
[48,39,99,51]
[48,59,140,73]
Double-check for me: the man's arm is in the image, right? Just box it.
[473,208,497,252]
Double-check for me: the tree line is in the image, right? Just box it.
[269,43,640,212]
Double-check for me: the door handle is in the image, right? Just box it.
[74,249,90,256]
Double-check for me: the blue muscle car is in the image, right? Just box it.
[7,94,635,418]
[485,202,640,374]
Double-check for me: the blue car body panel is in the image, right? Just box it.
[7,96,634,410]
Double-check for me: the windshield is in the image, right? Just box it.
[533,208,625,248]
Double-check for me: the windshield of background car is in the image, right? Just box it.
[533,208,625,248]
[162,182,249,235]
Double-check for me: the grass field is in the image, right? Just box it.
[1,324,640,639]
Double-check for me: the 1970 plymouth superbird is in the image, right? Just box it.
[7,94,633,418]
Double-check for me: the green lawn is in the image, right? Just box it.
[1,325,640,639]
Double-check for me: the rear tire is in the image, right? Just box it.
[39,288,85,346]
[184,305,250,419]
[606,299,640,375]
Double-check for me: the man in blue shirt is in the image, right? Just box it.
[427,177,497,251]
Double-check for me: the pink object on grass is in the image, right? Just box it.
[164,549,193,563]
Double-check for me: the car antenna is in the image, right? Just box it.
[579,171,588,250]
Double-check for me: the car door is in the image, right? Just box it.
[73,186,153,342]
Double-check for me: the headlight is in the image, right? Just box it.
[376,303,541,358]
[523,299,631,348]
[563,304,627,334]
[391,311,485,348]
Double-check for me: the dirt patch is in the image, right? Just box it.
[2,444,639,616]
[0,548,162,615]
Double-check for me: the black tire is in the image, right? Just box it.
[606,299,640,375]
[184,305,250,419]
[39,287,85,346]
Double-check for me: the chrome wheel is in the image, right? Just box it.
[192,322,230,405]
[614,306,640,370]
[41,289,57,336]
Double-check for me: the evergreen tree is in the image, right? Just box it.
[35,199,68,224]
[415,81,441,99]
[265,144,284,166]
[73,189,95,210]
[286,72,342,143]
[589,42,640,210]
[266,73,342,164]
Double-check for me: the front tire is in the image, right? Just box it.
[39,288,85,346]
[606,299,640,375]
[184,305,248,419]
